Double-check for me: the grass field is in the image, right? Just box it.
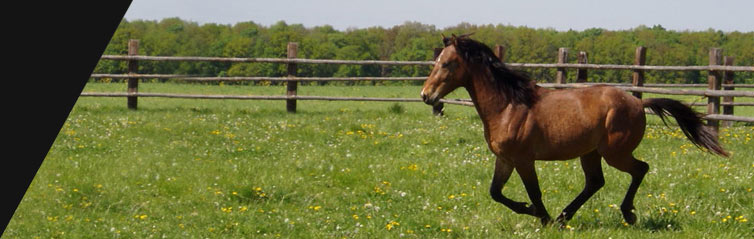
[4,83,753,238]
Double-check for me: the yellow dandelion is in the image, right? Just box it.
[406,164,418,171]
[385,221,400,230]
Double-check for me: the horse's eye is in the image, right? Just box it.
[441,62,450,68]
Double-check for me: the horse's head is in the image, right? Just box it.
[421,34,472,106]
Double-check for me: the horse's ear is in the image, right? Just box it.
[450,34,458,46]
[441,33,450,46]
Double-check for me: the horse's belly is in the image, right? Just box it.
[531,127,602,161]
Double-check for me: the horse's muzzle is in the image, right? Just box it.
[421,93,440,106]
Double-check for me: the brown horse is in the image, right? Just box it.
[420,34,729,226]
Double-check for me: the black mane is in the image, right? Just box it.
[451,36,538,106]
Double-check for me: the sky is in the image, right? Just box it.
[123,0,754,32]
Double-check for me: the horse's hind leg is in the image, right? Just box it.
[556,150,605,224]
[515,159,552,225]
[603,153,649,225]
[489,157,534,216]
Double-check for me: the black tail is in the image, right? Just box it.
[643,98,729,157]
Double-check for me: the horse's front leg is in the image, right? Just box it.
[489,157,534,215]
[515,159,552,226]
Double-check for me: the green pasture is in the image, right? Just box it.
[4,83,752,238]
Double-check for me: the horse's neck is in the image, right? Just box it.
[464,72,511,122]
[464,70,538,146]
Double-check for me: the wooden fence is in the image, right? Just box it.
[86,39,754,132]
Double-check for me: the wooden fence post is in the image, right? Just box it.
[494,45,506,62]
[707,48,723,133]
[555,48,568,84]
[432,47,444,116]
[127,39,139,110]
[286,42,298,113]
[632,46,646,98]
[722,56,735,127]
[576,51,588,83]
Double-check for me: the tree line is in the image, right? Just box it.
[95,18,754,85]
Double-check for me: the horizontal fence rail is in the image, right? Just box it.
[78,92,753,123]
[90,74,427,82]
[100,55,436,66]
[89,74,754,88]
[89,40,754,131]
[537,84,754,97]
[79,92,474,106]
[99,55,754,72]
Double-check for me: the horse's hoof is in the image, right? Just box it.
[540,216,553,226]
[623,212,637,225]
